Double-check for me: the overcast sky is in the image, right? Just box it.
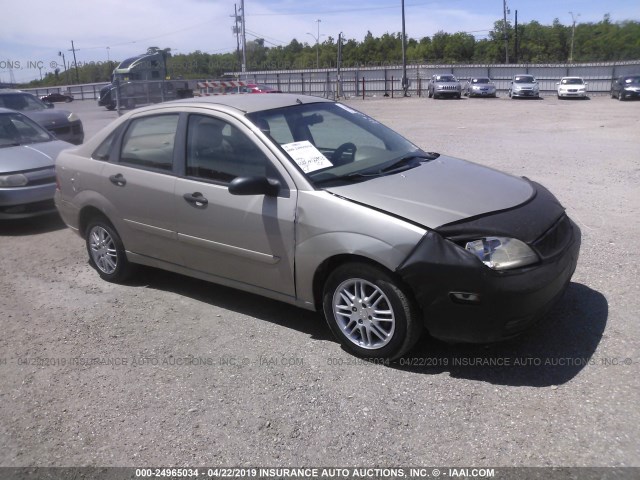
[2,0,639,83]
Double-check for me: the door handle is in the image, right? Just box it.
[109,174,126,186]
[183,192,208,207]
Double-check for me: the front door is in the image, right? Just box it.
[173,113,297,297]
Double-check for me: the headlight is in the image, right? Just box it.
[67,112,79,122]
[0,173,29,187]
[465,237,538,270]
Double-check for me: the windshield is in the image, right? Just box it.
[436,75,456,82]
[0,112,52,147]
[561,78,584,85]
[472,78,490,84]
[514,76,535,83]
[247,102,426,186]
[0,93,47,111]
[624,76,640,84]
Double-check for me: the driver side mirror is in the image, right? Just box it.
[228,176,280,196]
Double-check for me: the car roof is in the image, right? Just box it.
[139,93,333,114]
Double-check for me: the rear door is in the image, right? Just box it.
[100,113,182,264]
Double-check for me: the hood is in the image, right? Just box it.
[22,109,72,128]
[325,156,535,229]
[0,140,72,173]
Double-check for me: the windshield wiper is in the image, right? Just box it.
[314,153,439,186]
[378,152,439,173]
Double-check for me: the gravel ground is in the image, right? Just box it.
[0,95,638,469]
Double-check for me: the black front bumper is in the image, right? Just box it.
[396,186,581,343]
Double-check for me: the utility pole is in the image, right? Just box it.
[315,19,321,69]
[58,51,69,84]
[336,32,343,98]
[69,40,80,84]
[240,0,247,75]
[514,10,518,64]
[503,0,509,64]
[306,19,322,69]
[232,4,241,71]
[569,11,580,63]
[401,0,408,96]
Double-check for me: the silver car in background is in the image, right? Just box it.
[0,108,72,219]
[464,77,497,98]
[508,74,540,98]
[55,94,580,359]
[427,74,462,99]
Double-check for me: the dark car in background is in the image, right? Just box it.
[0,108,72,219]
[428,74,462,99]
[0,89,84,145]
[464,77,497,97]
[40,92,74,103]
[610,75,640,100]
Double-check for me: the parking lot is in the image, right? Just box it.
[1,94,639,468]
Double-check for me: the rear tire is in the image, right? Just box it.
[85,218,134,283]
[322,263,422,360]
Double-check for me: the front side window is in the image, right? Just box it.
[186,114,271,183]
[120,114,178,171]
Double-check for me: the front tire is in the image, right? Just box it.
[322,263,422,359]
[85,219,134,282]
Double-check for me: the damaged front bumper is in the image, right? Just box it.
[396,182,581,343]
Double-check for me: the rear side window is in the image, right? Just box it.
[120,114,179,171]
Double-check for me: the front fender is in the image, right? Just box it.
[294,190,426,306]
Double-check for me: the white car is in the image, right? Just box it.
[557,77,588,99]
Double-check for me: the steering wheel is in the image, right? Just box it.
[332,142,357,166]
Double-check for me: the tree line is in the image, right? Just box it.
[22,15,640,88]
